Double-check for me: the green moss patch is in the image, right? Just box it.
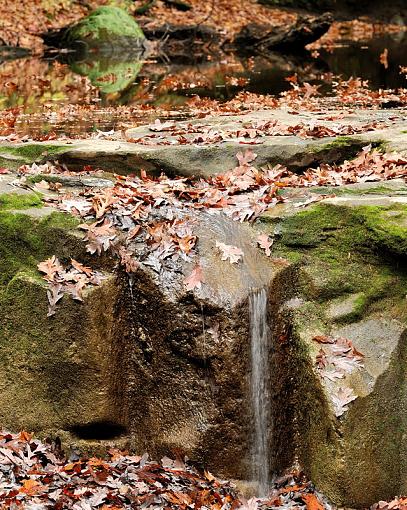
[0,144,69,166]
[0,192,43,210]
[260,202,407,318]
[67,6,145,44]
[0,210,81,287]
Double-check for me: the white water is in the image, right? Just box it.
[249,288,270,497]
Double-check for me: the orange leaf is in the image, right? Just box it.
[302,493,324,510]
[19,430,33,442]
[20,479,43,495]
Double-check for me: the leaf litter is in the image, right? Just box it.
[0,430,356,510]
[32,146,407,313]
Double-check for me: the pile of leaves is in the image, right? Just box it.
[313,335,364,417]
[125,117,387,147]
[0,430,241,509]
[0,429,405,509]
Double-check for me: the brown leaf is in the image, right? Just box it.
[236,149,257,167]
[184,264,204,291]
[312,335,335,344]
[71,259,94,277]
[380,48,389,69]
[37,256,63,282]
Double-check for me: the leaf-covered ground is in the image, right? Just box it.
[0,430,406,509]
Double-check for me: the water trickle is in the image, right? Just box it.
[249,288,270,497]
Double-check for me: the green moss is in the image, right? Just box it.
[0,144,69,164]
[262,203,407,309]
[0,192,43,210]
[310,136,356,153]
[356,204,407,257]
[67,6,145,44]
[0,210,81,286]
[270,203,407,259]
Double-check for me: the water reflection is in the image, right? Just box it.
[0,30,405,136]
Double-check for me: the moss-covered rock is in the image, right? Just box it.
[66,6,145,46]
[70,57,143,94]
[0,184,125,444]
[258,194,407,507]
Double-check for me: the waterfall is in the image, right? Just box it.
[249,288,270,497]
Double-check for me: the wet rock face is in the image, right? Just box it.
[259,181,407,507]
[116,213,276,479]
[0,179,278,479]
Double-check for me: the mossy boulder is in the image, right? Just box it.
[258,188,407,507]
[66,6,145,47]
[0,181,124,445]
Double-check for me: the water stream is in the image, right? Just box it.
[249,288,270,497]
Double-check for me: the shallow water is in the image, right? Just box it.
[0,31,406,137]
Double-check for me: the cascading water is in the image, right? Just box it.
[249,288,270,497]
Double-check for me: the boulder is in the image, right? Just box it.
[0,178,125,448]
[65,7,145,48]
[258,181,407,506]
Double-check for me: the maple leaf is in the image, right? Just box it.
[215,241,244,264]
[184,264,204,291]
[257,234,273,256]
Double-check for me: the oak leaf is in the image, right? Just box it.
[184,264,204,291]
[216,241,244,264]
[257,234,273,256]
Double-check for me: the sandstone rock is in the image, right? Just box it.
[0,181,123,443]
[1,108,405,175]
[259,188,407,506]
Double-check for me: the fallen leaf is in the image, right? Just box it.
[302,493,324,510]
[216,241,244,264]
[184,264,204,291]
[380,48,389,69]
[257,234,273,256]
